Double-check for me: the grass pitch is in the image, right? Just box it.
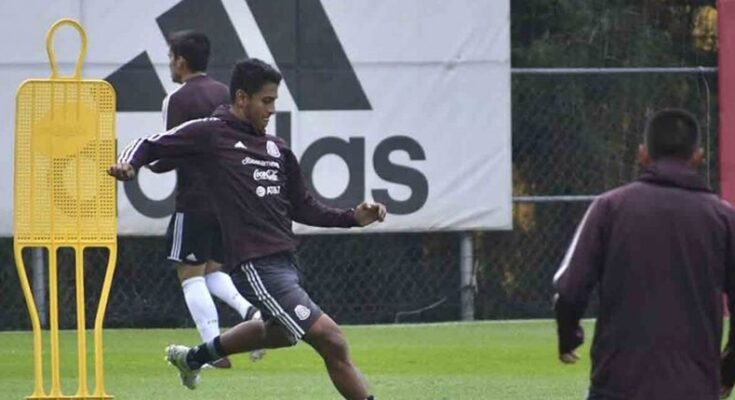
[1,321,593,399]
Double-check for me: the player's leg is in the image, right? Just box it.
[166,255,304,388]
[165,318,293,389]
[165,298,295,389]
[166,255,297,387]
[204,261,257,319]
[204,261,266,360]
[167,212,222,359]
[203,220,258,319]
[210,317,294,353]
[201,256,301,353]
[166,254,373,398]
[201,217,266,361]
[240,255,372,399]
[303,314,371,400]
[177,262,233,369]
[177,263,220,342]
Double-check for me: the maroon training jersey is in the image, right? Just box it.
[554,159,735,399]
[152,74,229,213]
[118,105,358,266]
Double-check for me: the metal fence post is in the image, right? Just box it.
[32,248,47,328]
[460,232,474,321]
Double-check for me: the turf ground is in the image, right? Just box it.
[1,320,594,399]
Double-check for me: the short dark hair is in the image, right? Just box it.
[168,30,210,72]
[229,58,282,101]
[645,109,700,160]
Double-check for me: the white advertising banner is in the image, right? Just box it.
[0,0,511,235]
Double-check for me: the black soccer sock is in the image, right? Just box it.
[366,396,374,400]
[186,336,226,369]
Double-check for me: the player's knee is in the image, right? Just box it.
[305,317,349,358]
[177,263,206,282]
[319,328,348,358]
[204,260,222,274]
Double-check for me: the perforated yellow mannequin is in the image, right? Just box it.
[14,18,117,400]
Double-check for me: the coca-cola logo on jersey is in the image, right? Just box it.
[253,169,279,182]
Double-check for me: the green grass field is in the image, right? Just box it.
[1,321,594,399]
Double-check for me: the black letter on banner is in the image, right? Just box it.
[106,52,167,112]
[124,179,175,219]
[246,0,371,110]
[372,136,428,215]
[276,112,291,148]
[300,137,365,209]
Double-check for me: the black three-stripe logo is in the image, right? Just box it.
[106,0,371,112]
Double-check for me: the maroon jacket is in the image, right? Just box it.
[150,74,229,213]
[554,159,735,400]
[118,106,358,266]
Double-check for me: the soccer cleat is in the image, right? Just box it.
[165,345,201,390]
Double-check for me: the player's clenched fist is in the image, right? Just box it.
[354,202,387,226]
[107,163,136,181]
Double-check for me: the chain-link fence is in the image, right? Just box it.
[475,67,718,319]
[0,68,718,330]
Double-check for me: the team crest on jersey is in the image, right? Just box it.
[266,140,281,158]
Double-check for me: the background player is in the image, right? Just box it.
[149,30,263,366]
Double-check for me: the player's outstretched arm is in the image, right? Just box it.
[107,163,136,181]
[354,202,387,226]
[112,119,214,182]
[285,146,387,227]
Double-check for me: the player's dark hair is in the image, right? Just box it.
[168,30,210,72]
[229,58,282,101]
[644,109,700,160]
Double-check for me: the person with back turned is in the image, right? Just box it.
[553,109,735,399]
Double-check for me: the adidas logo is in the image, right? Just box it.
[109,0,425,218]
[234,141,247,150]
[106,0,370,113]
[185,253,198,262]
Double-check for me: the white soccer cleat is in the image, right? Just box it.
[165,345,201,390]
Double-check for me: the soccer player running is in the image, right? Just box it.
[109,58,386,400]
[553,109,735,400]
[149,30,263,367]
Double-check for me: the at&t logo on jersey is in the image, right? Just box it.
[256,185,281,197]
